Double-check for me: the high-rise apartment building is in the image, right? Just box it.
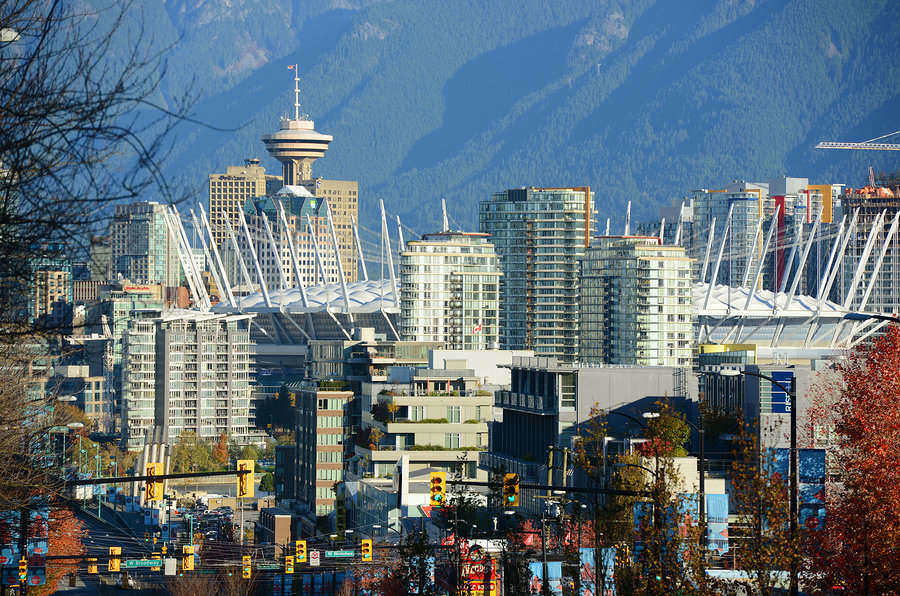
[110,202,181,287]
[121,311,256,450]
[27,245,73,326]
[841,183,900,313]
[208,158,282,250]
[479,187,593,360]
[692,182,771,288]
[399,231,501,350]
[89,235,112,281]
[580,236,694,367]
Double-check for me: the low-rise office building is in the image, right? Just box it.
[353,367,492,481]
[483,355,694,513]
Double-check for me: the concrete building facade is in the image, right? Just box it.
[483,355,692,514]
[208,158,281,250]
[354,367,492,481]
[294,381,354,519]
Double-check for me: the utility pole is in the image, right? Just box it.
[96,450,102,519]
[546,445,554,501]
[540,507,550,596]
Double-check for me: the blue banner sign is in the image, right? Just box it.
[770,371,794,414]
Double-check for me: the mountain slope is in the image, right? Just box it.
[148,0,900,234]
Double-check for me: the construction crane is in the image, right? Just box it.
[816,130,900,151]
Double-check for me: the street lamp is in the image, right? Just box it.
[719,367,798,596]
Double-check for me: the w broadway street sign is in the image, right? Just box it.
[255,563,281,571]
[125,559,162,568]
[325,550,355,558]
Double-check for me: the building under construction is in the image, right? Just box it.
[841,182,900,315]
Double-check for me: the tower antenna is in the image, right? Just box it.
[288,64,301,120]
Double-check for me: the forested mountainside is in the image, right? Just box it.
[127,0,900,231]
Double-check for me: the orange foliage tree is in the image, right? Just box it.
[32,506,86,596]
[213,433,229,467]
[805,324,900,593]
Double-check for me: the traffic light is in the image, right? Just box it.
[335,495,346,532]
[360,539,373,562]
[182,545,194,571]
[144,462,163,502]
[429,471,446,506]
[108,547,121,572]
[237,460,255,498]
[87,557,98,575]
[503,473,520,507]
[295,540,307,563]
[18,556,27,583]
[284,555,294,574]
[241,555,252,579]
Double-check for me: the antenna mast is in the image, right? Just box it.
[290,64,301,120]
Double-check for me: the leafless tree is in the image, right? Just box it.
[0,0,196,335]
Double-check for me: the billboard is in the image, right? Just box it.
[770,371,794,414]
[579,547,616,596]
[706,494,729,554]
[527,561,563,595]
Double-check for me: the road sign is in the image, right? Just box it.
[125,559,162,569]
[255,563,281,570]
[309,550,320,567]
[325,550,355,558]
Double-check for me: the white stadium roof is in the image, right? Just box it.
[695,283,845,318]
[213,279,399,315]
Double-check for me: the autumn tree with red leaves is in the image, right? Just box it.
[213,433,229,467]
[805,324,900,594]
[31,506,86,596]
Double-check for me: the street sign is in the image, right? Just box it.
[124,559,162,569]
[255,563,280,571]
[309,550,320,567]
[325,550,355,558]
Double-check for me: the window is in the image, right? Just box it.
[447,406,460,423]
[445,433,460,449]
[409,405,424,421]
